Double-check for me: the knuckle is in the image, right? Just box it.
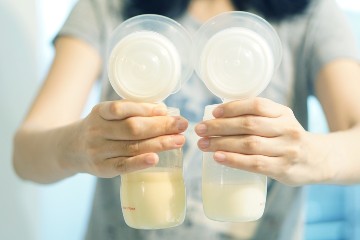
[242,116,256,131]
[113,158,127,173]
[286,146,300,159]
[165,116,177,133]
[109,102,121,116]
[243,136,259,151]
[149,136,172,152]
[253,98,265,114]
[157,137,170,151]
[251,156,267,172]
[126,141,141,155]
[287,126,303,140]
[125,118,143,138]
[165,135,176,148]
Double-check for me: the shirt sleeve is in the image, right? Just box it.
[306,0,360,93]
[53,0,102,54]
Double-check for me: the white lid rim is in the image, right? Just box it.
[199,27,275,101]
[108,31,181,102]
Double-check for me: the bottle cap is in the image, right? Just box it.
[108,15,192,102]
[193,12,282,101]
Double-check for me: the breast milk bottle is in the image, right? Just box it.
[120,108,186,229]
[192,11,282,222]
[107,14,192,229]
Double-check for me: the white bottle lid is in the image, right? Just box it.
[108,15,192,103]
[193,12,282,101]
[108,31,181,102]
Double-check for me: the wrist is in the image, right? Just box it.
[306,132,339,184]
[56,121,83,177]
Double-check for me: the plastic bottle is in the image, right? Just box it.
[193,11,282,222]
[120,107,186,229]
[107,15,192,229]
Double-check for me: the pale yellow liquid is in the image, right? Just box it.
[121,168,186,229]
[202,182,266,222]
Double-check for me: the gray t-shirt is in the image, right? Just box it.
[56,1,360,239]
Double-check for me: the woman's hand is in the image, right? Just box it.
[195,97,334,186]
[62,100,188,178]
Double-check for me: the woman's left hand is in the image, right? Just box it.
[195,97,333,186]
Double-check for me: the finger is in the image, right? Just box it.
[212,98,284,119]
[195,115,281,137]
[104,115,188,140]
[198,135,282,157]
[101,153,159,177]
[97,101,167,120]
[102,135,186,158]
[212,151,282,177]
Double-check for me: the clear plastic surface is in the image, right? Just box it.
[108,15,193,102]
[120,108,186,229]
[193,11,282,101]
[202,104,267,222]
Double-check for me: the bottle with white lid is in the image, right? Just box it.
[107,14,192,229]
[108,14,192,103]
[193,12,282,222]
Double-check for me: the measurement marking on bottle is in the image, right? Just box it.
[123,206,136,211]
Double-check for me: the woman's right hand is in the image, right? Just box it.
[62,100,188,178]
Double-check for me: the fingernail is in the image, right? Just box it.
[177,118,188,131]
[145,154,157,164]
[198,138,210,149]
[195,124,207,135]
[173,135,184,146]
[153,105,167,115]
[214,152,226,162]
[213,107,224,118]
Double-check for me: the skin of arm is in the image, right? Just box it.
[195,59,360,186]
[13,37,188,184]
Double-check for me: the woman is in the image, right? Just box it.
[13,0,360,239]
